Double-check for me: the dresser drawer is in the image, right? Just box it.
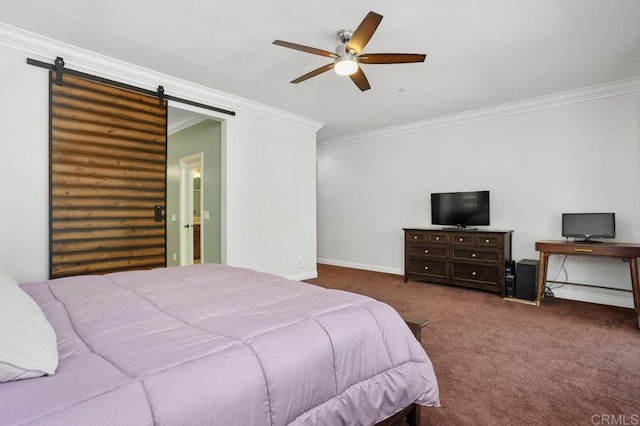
[451,263,498,285]
[407,245,448,259]
[406,231,426,242]
[408,259,448,278]
[474,234,503,248]
[451,248,499,263]
[426,233,448,244]
[451,234,473,245]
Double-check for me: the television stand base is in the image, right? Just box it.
[573,239,603,244]
[442,227,477,231]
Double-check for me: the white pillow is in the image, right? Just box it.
[0,266,59,382]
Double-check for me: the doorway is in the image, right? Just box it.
[166,109,223,266]
[180,154,204,265]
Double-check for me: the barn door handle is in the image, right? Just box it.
[154,205,165,222]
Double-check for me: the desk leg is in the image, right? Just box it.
[536,251,548,306]
[629,257,640,329]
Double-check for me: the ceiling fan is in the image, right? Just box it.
[273,11,426,92]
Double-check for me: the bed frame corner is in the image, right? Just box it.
[402,315,429,341]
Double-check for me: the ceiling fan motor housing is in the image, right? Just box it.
[335,43,356,58]
[335,30,357,68]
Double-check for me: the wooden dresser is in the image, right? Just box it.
[403,228,513,296]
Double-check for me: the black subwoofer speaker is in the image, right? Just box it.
[516,259,538,301]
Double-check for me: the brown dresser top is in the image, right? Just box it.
[403,228,513,234]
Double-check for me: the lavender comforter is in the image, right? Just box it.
[2,264,439,425]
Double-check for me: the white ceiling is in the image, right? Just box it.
[1,0,639,142]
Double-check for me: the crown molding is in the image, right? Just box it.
[0,22,325,132]
[318,75,640,149]
[168,115,207,135]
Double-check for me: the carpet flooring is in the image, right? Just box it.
[305,264,640,426]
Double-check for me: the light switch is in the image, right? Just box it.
[203,211,210,220]
[171,214,176,222]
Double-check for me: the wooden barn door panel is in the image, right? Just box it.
[50,72,167,278]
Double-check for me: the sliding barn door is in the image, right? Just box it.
[50,72,167,278]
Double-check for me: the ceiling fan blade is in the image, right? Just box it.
[291,63,335,84]
[359,53,427,64]
[346,11,383,54]
[273,40,337,58]
[349,67,371,91]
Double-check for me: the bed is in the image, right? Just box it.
[0,263,439,425]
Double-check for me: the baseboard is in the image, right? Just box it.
[317,258,403,276]
[547,283,634,309]
[503,297,537,306]
[286,270,318,281]
[318,258,636,309]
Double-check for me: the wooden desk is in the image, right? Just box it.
[535,240,640,328]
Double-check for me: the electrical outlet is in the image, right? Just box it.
[297,256,304,269]
[172,253,177,261]
[339,247,344,254]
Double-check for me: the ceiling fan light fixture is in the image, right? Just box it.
[334,53,358,76]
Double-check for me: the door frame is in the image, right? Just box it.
[168,101,227,265]
[179,152,204,265]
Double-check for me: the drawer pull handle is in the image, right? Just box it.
[413,236,418,239]
[485,239,490,243]
[424,266,429,270]
[472,271,477,276]
[424,250,429,254]
[435,237,440,241]
[574,248,593,253]
[471,253,476,258]
[459,238,464,242]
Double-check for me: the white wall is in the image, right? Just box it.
[224,110,317,280]
[0,47,50,282]
[0,25,321,282]
[317,89,640,308]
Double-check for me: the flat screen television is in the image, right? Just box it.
[431,190,490,229]
[562,213,615,243]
